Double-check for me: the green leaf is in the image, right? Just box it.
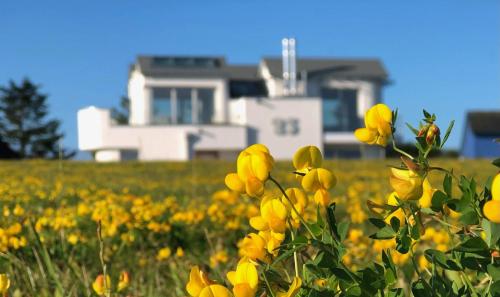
[370,225,396,240]
[454,237,489,254]
[458,208,479,225]
[488,264,500,281]
[423,109,432,119]
[440,120,455,149]
[387,288,404,297]
[390,217,400,232]
[369,218,387,229]
[382,250,397,285]
[326,203,341,240]
[443,174,452,197]
[493,158,500,168]
[338,221,350,242]
[395,225,411,254]
[411,279,432,297]
[424,249,462,271]
[406,123,420,135]
[431,190,448,212]
[490,281,500,296]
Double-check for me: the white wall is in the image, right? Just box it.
[230,97,323,159]
[78,107,247,161]
[128,70,147,125]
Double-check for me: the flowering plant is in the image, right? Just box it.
[186,104,500,297]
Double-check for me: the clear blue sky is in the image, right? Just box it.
[1,1,499,154]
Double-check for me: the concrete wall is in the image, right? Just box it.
[78,107,247,161]
[229,97,323,159]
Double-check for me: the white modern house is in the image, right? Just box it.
[78,40,389,161]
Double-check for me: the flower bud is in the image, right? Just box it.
[389,168,424,201]
[426,124,440,146]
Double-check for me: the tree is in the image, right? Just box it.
[111,96,130,125]
[0,78,75,159]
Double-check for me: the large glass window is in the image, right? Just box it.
[152,88,173,124]
[151,87,215,125]
[197,88,214,124]
[176,88,193,124]
[321,88,360,132]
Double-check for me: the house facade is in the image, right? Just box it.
[78,49,389,161]
[461,111,500,158]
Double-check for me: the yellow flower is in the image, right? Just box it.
[156,247,172,261]
[292,146,323,175]
[484,200,500,223]
[0,274,10,295]
[250,198,288,233]
[186,266,214,297]
[176,247,185,257]
[354,104,392,146]
[418,178,436,208]
[92,274,111,296]
[259,230,285,256]
[276,277,302,297]
[419,255,430,270]
[239,233,268,262]
[227,261,259,297]
[384,192,406,226]
[199,285,233,297]
[389,168,423,201]
[281,188,308,226]
[313,188,331,207]
[225,173,245,193]
[301,168,336,192]
[225,144,274,197]
[117,271,130,292]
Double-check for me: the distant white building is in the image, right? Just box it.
[78,41,389,161]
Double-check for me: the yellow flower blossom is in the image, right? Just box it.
[156,247,172,261]
[389,168,424,201]
[250,198,288,233]
[292,146,323,176]
[92,274,111,296]
[227,261,258,297]
[225,144,274,197]
[186,266,214,297]
[354,103,392,146]
[117,271,130,292]
[276,277,302,297]
[239,233,268,262]
[0,274,10,295]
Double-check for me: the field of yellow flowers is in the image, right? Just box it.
[0,158,495,296]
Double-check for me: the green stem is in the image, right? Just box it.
[392,138,414,160]
[443,216,479,296]
[268,175,317,240]
[262,269,276,297]
[290,226,299,278]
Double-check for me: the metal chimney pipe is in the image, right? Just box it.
[289,38,297,95]
[282,38,290,96]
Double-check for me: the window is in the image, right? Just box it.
[197,88,214,124]
[152,88,173,124]
[151,87,215,125]
[321,88,360,132]
[176,88,193,124]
